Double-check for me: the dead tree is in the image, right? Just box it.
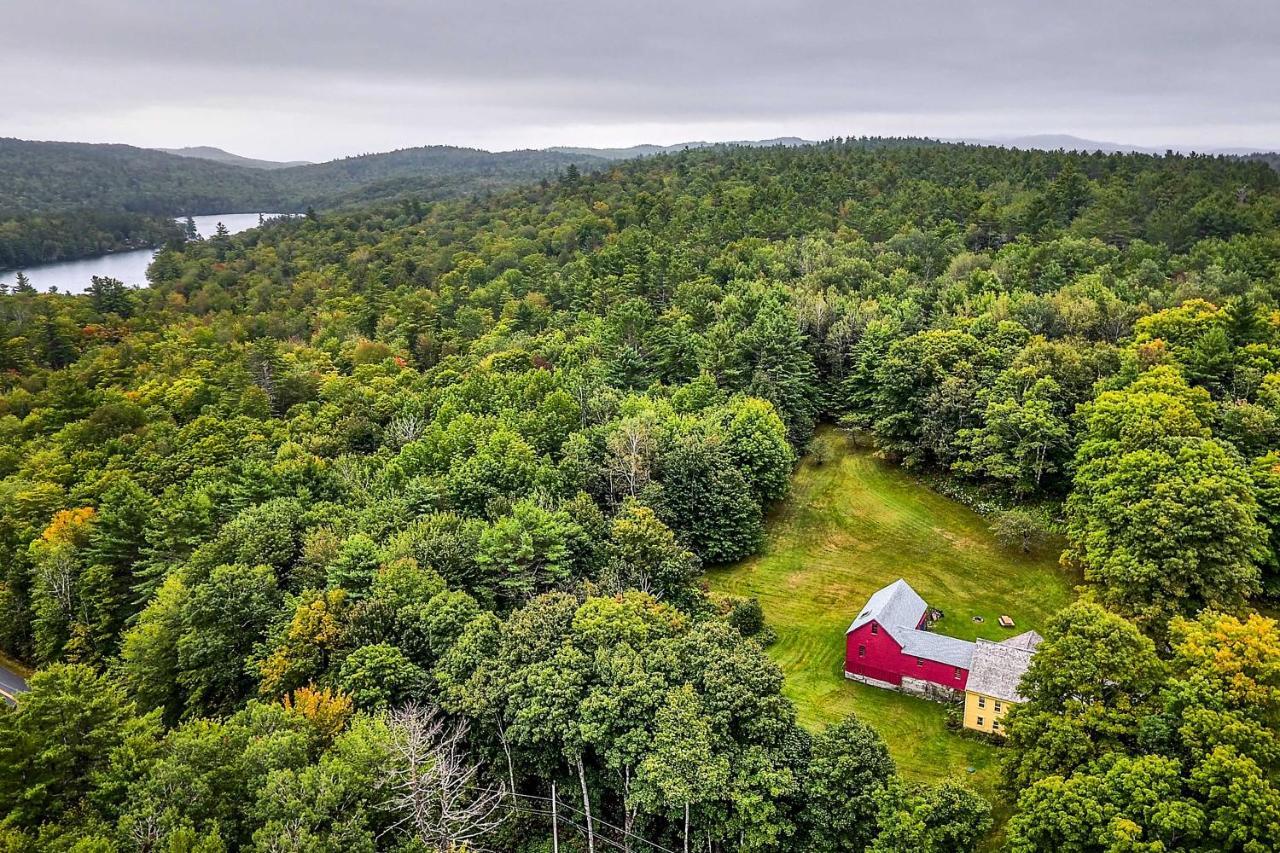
[380,702,506,852]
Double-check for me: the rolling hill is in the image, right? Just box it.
[155,146,311,170]
[0,139,604,268]
[551,136,812,160]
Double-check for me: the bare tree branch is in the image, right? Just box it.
[379,702,507,852]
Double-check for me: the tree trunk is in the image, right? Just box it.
[551,780,559,853]
[496,720,516,795]
[621,765,636,853]
[683,802,690,853]
[577,755,595,853]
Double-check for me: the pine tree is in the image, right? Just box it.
[87,276,132,318]
[14,271,35,294]
[1226,292,1264,345]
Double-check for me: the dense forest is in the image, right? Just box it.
[2,139,1280,851]
[0,139,596,269]
[0,210,185,272]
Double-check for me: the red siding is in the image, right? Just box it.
[845,621,969,690]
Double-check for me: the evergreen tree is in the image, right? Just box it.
[87,275,133,317]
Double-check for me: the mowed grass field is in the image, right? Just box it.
[706,426,1077,800]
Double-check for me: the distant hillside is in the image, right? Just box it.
[1242,152,1280,172]
[274,145,600,206]
[957,134,1159,153]
[0,139,610,268]
[0,138,283,217]
[954,133,1279,157]
[550,137,811,160]
[155,146,311,170]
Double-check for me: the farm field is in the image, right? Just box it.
[706,426,1078,800]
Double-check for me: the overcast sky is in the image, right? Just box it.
[4,0,1279,162]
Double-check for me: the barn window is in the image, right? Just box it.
[917,657,924,667]
[871,624,879,635]
[976,716,985,727]
[978,696,986,708]
[858,645,866,658]
[954,667,962,679]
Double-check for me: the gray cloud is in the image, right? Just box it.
[3,0,1278,160]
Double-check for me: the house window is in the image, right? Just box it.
[995,701,1003,713]
[993,721,1001,732]
[976,716,984,727]
[871,624,879,635]
[917,657,924,667]
[858,645,866,658]
[978,696,986,709]
[954,667,962,679]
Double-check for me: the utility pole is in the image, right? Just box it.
[551,781,559,853]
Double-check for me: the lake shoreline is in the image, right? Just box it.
[0,213,287,294]
[0,237,167,274]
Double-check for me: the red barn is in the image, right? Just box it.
[844,579,974,699]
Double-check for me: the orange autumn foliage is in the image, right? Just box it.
[40,507,96,546]
[282,685,354,742]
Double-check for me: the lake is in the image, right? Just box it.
[0,213,285,295]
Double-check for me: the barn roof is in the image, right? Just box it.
[967,632,1043,702]
[847,579,976,669]
[846,578,927,635]
[900,629,975,670]
[1000,630,1043,651]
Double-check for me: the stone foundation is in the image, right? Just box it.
[844,670,962,704]
[900,676,963,703]
[844,671,898,690]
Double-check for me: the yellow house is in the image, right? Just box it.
[962,630,1041,736]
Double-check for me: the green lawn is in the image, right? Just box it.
[706,426,1077,804]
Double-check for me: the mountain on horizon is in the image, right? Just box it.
[951,133,1276,156]
[155,145,312,170]
[548,137,812,160]
[152,134,1277,171]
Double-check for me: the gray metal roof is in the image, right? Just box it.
[846,578,927,635]
[967,634,1042,702]
[899,629,975,670]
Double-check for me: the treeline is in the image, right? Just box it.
[1000,602,1279,851]
[1,139,1279,849]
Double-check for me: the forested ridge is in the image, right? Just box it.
[0,139,594,269]
[2,139,1280,851]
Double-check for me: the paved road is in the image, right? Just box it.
[0,662,28,705]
